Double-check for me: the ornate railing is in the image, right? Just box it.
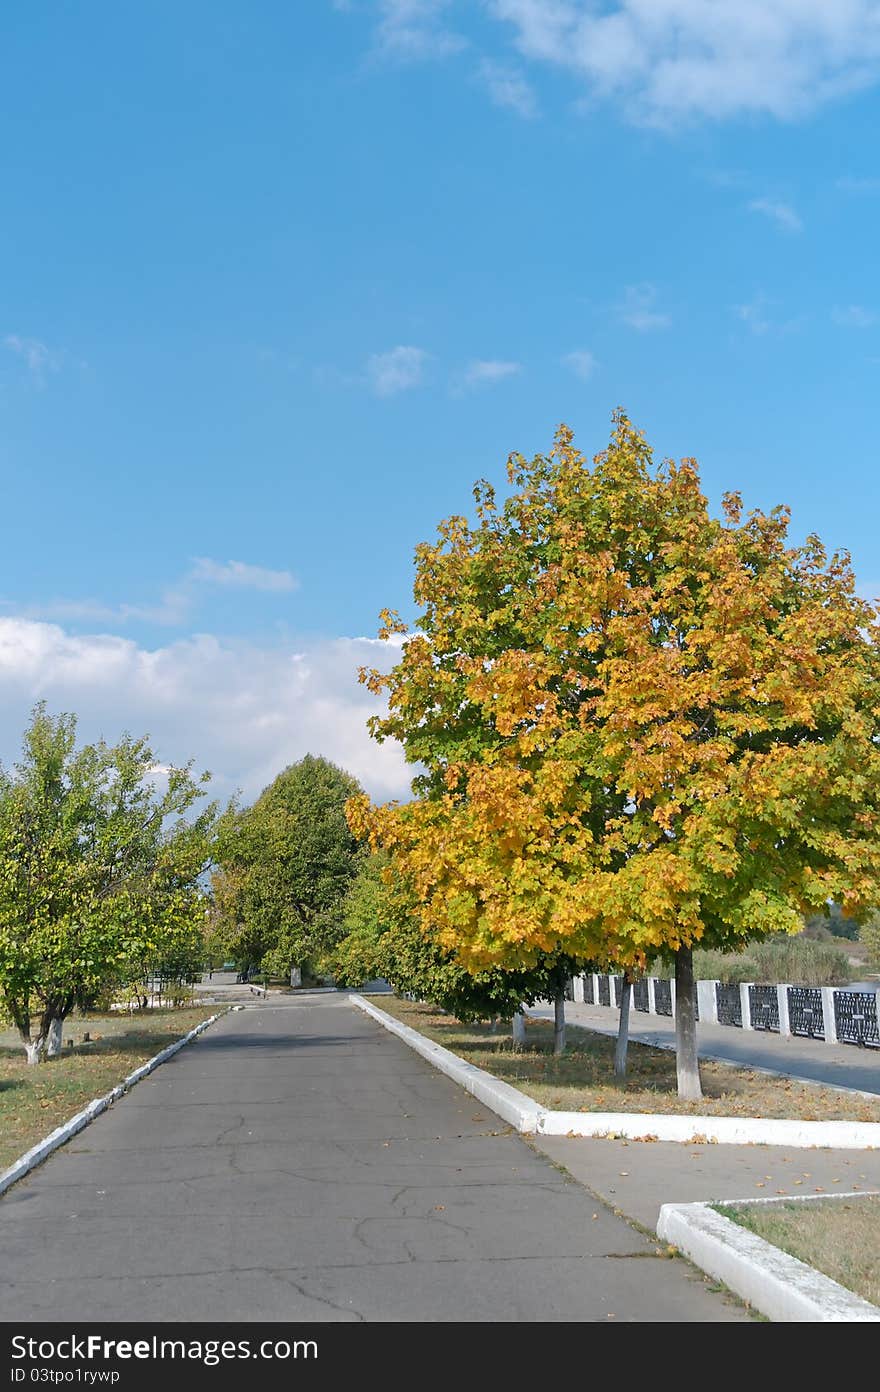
[787,986,824,1039]
[716,983,742,1027]
[654,979,673,1016]
[749,984,780,1032]
[575,972,880,1053]
[833,990,880,1048]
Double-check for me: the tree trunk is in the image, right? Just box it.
[674,946,703,1100]
[614,974,632,1078]
[46,1017,64,1058]
[512,1010,526,1048]
[23,1034,47,1066]
[553,987,566,1057]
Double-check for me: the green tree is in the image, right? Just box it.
[350,414,880,1099]
[333,852,585,1047]
[0,704,218,1063]
[214,755,363,982]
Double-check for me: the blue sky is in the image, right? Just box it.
[2,1,879,804]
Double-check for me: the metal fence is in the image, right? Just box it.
[654,979,673,1016]
[833,990,880,1047]
[716,982,742,1027]
[749,984,780,1032]
[571,972,880,1051]
[788,986,824,1039]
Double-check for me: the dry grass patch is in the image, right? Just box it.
[369,996,880,1123]
[717,1196,880,1307]
[0,1007,219,1171]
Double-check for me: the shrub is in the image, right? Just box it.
[651,935,852,987]
[860,911,880,970]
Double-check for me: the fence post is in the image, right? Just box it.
[573,975,585,1004]
[821,987,838,1044]
[647,977,657,1014]
[740,983,753,1030]
[591,973,600,1006]
[670,977,676,1017]
[696,979,718,1024]
[777,984,791,1036]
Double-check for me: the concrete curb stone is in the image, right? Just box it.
[0,1008,232,1199]
[354,995,880,1149]
[353,994,542,1131]
[656,1193,880,1322]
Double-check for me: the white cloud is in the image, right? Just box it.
[189,559,298,592]
[4,334,60,384]
[478,58,538,116]
[19,558,298,628]
[748,197,803,233]
[366,345,428,396]
[458,359,523,390]
[0,618,412,806]
[735,297,771,336]
[486,1,880,124]
[832,304,877,328]
[376,0,465,60]
[20,591,191,628]
[734,294,804,337]
[562,349,597,380]
[617,284,670,332]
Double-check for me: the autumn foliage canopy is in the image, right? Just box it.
[349,414,880,983]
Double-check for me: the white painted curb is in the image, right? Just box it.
[657,1196,880,1322]
[354,996,880,1149]
[0,1009,230,1199]
[535,1110,880,1147]
[353,995,542,1131]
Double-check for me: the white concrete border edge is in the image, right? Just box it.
[0,1008,234,1200]
[536,1110,880,1148]
[657,1196,880,1322]
[352,994,542,1132]
[353,995,880,1150]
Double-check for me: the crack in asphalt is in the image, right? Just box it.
[0,1250,649,1292]
[263,1268,367,1322]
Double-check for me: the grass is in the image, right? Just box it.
[370,996,880,1123]
[0,1006,219,1172]
[716,1196,880,1307]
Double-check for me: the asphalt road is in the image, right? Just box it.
[0,996,748,1322]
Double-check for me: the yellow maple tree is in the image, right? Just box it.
[349,413,880,1097]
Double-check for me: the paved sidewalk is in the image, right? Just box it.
[522,997,880,1238]
[0,995,747,1323]
[530,999,880,1095]
[530,1134,880,1232]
